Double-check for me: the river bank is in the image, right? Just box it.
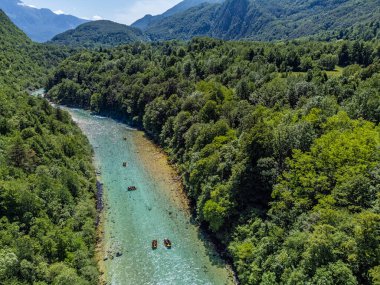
[95,179,107,285]
[132,131,190,214]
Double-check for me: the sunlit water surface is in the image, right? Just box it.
[66,108,234,285]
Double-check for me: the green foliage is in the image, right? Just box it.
[0,11,71,90]
[50,20,147,48]
[318,54,338,71]
[0,92,98,285]
[0,91,98,284]
[141,0,380,41]
[46,38,380,284]
[0,11,98,284]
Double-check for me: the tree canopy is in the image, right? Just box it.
[47,37,380,284]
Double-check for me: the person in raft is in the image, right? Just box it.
[164,238,172,248]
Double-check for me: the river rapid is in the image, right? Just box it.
[65,108,234,285]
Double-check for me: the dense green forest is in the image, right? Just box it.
[137,0,380,41]
[46,0,380,49]
[0,11,98,284]
[1,0,380,283]
[132,0,224,30]
[47,38,380,284]
[317,20,380,41]
[50,20,147,49]
[0,10,71,90]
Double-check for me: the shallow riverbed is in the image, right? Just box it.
[66,108,234,285]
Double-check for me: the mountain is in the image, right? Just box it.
[0,0,88,42]
[145,2,222,40]
[132,0,224,30]
[50,20,147,48]
[142,0,380,41]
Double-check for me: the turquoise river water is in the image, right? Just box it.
[66,108,234,285]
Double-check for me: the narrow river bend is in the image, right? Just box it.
[66,108,234,285]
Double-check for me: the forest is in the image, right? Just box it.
[0,11,98,285]
[137,0,380,41]
[47,0,380,49]
[1,1,380,283]
[46,38,380,284]
[50,20,146,49]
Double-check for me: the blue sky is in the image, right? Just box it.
[21,0,182,24]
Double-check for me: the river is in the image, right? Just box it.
[65,108,235,285]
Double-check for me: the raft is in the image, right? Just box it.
[123,162,127,167]
[152,240,158,250]
[128,186,137,191]
[164,238,172,249]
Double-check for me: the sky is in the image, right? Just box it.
[21,0,182,24]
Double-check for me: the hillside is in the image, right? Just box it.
[46,37,380,284]
[0,1,379,284]
[132,0,224,30]
[0,10,98,285]
[143,0,380,41]
[0,0,88,42]
[317,20,380,41]
[42,0,380,45]
[50,20,147,48]
[0,10,70,89]
[145,3,221,41]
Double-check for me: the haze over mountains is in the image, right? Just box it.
[0,0,88,42]
[49,0,224,47]
[2,0,380,45]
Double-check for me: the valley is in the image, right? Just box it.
[0,1,379,284]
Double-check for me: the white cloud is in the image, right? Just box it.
[92,15,104,20]
[53,10,65,15]
[17,2,37,8]
[115,0,181,25]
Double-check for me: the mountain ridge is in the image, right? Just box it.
[143,0,380,41]
[131,0,224,30]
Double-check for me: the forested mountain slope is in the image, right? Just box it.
[0,11,98,284]
[50,20,147,48]
[132,0,224,30]
[45,0,380,46]
[0,10,71,90]
[143,0,380,41]
[317,20,380,41]
[46,38,380,284]
[0,0,88,42]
